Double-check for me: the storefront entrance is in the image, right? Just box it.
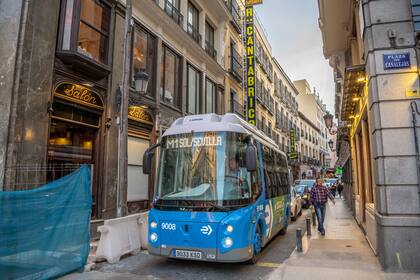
[48,83,104,217]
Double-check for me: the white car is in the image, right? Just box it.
[290,187,303,221]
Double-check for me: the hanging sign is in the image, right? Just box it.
[289,128,297,159]
[246,0,263,5]
[54,83,103,110]
[246,6,256,125]
[383,53,410,70]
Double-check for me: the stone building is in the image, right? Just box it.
[318,0,420,272]
[0,0,235,224]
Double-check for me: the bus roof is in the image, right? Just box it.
[163,113,286,157]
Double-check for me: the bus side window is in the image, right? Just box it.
[264,169,271,199]
[276,172,282,196]
[271,172,278,197]
[250,142,262,201]
[283,173,291,195]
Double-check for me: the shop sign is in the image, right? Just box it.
[54,83,103,110]
[128,106,153,125]
[246,0,263,5]
[245,6,256,125]
[335,167,343,175]
[288,128,297,159]
[383,53,410,70]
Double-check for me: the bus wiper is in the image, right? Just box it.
[206,203,230,212]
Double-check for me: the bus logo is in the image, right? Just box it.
[200,225,213,235]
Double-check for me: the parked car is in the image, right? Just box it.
[294,184,310,209]
[290,186,303,221]
[294,179,315,208]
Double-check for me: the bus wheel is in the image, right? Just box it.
[249,225,262,264]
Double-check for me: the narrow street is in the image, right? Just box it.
[62,211,309,280]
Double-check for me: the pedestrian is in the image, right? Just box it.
[309,178,335,235]
[330,183,337,198]
[337,180,344,199]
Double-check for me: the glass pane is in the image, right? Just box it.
[80,0,110,33]
[206,79,215,113]
[48,119,96,163]
[133,30,148,76]
[128,165,149,201]
[413,5,420,16]
[78,22,107,63]
[164,49,176,104]
[188,66,198,114]
[62,0,74,50]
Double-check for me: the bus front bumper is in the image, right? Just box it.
[148,244,253,263]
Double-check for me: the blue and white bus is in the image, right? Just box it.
[143,113,292,263]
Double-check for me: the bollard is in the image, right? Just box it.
[312,211,316,226]
[296,228,303,252]
[306,217,311,236]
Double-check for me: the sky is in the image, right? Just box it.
[254,0,335,113]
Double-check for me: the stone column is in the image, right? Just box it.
[364,0,420,271]
[0,0,24,189]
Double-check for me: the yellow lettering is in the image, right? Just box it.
[246,7,253,17]
[248,109,255,119]
[247,46,254,56]
[248,87,255,97]
[247,36,254,46]
[248,66,254,76]
[248,76,254,86]
[247,26,254,36]
[247,56,254,65]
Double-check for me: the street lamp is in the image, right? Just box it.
[323,112,337,135]
[134,69,149,94]
[328,139,336,152]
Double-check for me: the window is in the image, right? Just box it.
[205,79,216,113]
[187,2,200,43]
[77,0,111,64]
[205,22,216,58]
[164,0,183,26]
[160,46,180,106]
[132,27,155,95]
[188,64,200,114]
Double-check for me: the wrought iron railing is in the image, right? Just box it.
[187,23,202,44]
[162,0,183,26]
[205,40,217,59]
[230,47,243,82]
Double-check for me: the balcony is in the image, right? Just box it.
[187,23,202,45]
[205,40,217,60]
[161,0,183,26]
[226,0,242,33]
[230,47,243,82]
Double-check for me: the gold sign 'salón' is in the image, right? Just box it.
[54,83,104,109]
[128,106,153,125]
[245,6,256,125]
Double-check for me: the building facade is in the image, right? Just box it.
[294,79,329,178]
[318,0,420,272]
[0,0,235,223]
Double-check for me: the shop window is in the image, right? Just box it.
[127,137,150,202]
[160,45,180,107]
[132,27,155,95]
[187,64,201,114]
[205,78,216,113]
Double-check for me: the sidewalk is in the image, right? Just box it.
[267,199,420,280]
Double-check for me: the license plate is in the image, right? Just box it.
[174,250,202,260]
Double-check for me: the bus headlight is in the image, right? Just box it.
[150,233,158,242]
[150,221,158,229]
[226,225,234,233]
[222,237,233,248]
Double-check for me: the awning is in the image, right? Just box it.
[341,65,365,121]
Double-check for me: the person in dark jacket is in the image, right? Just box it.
[337,180,344,199]
[310,178,335,235]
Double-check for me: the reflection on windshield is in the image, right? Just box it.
[156,132,256,210]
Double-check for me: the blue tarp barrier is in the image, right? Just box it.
[0,165,92,280]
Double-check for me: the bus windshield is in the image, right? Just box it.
[155,132,258,211]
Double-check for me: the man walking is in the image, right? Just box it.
[310,178,335,235]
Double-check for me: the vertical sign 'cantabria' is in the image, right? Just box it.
[245,6,256,125]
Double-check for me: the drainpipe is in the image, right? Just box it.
[410,101,420,212]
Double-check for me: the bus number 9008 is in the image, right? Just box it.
[161,223,176,230]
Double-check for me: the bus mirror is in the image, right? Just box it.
[246,144,257,172]
[143,149,154,175]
